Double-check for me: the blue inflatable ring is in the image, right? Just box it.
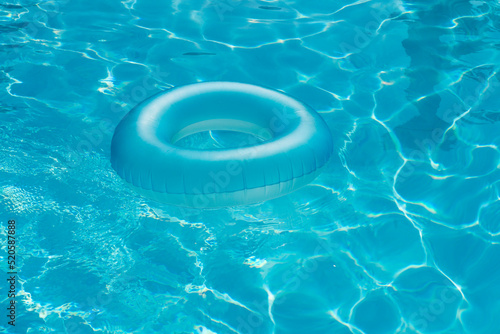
[111,82,333,208]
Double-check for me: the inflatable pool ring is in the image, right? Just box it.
[111,82,333,208]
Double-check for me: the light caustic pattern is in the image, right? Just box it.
[1,0,500,333]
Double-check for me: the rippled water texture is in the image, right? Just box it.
[1,0,500,333]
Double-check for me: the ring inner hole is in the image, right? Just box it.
[172,119,273,149]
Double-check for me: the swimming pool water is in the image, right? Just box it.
[1,0,500,333]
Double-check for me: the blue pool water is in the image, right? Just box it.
[1,0,500,333]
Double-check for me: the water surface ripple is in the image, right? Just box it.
[1,0,500,333]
